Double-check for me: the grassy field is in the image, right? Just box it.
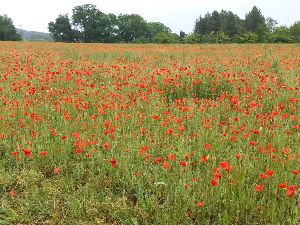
[0,42,299,224]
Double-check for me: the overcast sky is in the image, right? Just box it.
[1,0,299,34]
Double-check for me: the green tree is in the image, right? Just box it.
[271,26,294,43]
[117,14,149,43]
[220,10,243,37]
[147,22,172,41]
[0,14,22,41]
[72,4,116,43]
[265,17,278,32]
[153,32,179,44]
[244,6,266,33]
[48,14,74,42]
[290,21,300,42]
[183,33,201,44]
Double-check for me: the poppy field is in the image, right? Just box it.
[0,42,299,224]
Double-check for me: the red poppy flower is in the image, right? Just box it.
[197,201,203,207]
[255,184,264,192]
[110,158,117,168]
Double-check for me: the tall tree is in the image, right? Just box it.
[244,6,266,33]
[72,4,115,43]
[0,14,22,41]
[117,14,149,42]
[290,21,300,42]
[220,10,243,37]
[48,14,74,42]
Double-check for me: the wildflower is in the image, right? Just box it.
[211,179,218,187]
[255,184,264,192]
[201,156,208,163]
[110,158,117,168]
[163,161,169,170]
[197,201,204,207]
[204,143,212,151]
[53,167,60,174]
[278,183,287,189]
[103,142,110,150]
[40,151,47,157]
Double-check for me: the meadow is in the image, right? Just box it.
[0,42,299,224]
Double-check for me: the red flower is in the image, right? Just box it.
[201,156,208,163]
[103,142,110,150]
[139,146,148,155]
[76,148,82,154]
[53,167,60,174]
[259,174,268,179]
[110,158,117,168]
[293,170,299,175]
[155,156,163,164]
[180,161,187,169]
[265,170,274,177]
[163,161,169,170]
[72,132,79,139]
[168,153,176,161]
[11,151,19,156]
[235,154,241,160]
[22,148,32,157]
[287,186,297,198]
[9,191,16,198]
[40,151,47,157]
[211,179,218,187]
[220,161,229,170]
[278,183,287,189]
[255,184,264,192]
[197,201,204,207]
[166,128,174,135]
[204,143,212,150]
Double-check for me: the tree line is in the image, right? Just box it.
[0,5,299,43]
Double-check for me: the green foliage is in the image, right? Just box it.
[244,6,266,33]
[233,32,258,43]
[183,33,201,44]
[117,14,149,43]
[0,15,22,41]
[290,21,300,43]
[271,26,294,43]
[48,14,74,42]
[194,10,243,38]
[153,32,179,44]
[72,4,117,43]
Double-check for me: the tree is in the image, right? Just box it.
[72,4,116,43]
[194,10,243,38]
[147,22,172,41]
[220,10,243,37]
[117,14,149,42]
[290,21,300,42]
[153,32,179,44]
[265,17,278,32]
[48,14,74,42]
[244,6,266,33]
[0,14,22,41]
[179,31,186,43]
[271,26,294,43]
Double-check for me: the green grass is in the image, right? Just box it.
[0,42,299,224]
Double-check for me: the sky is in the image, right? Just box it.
[1,0,299,34]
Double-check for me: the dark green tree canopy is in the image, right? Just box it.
[48,4,174,43]
[194,10,243,37]
[117,14,149,43]
[0,14,22,41]
[48,14,74,42]
[244,6,266,33]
